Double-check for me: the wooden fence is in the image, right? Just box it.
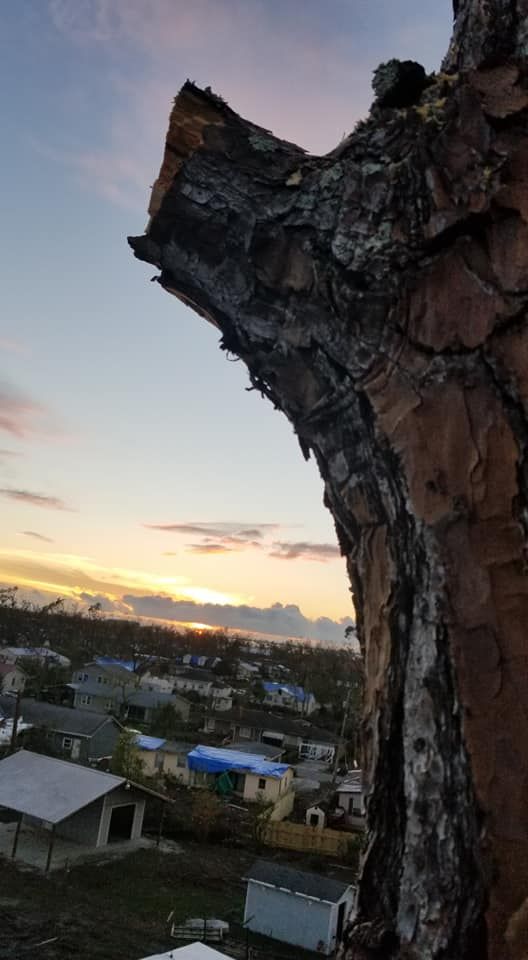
[261,820,352,858]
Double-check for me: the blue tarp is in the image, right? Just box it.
[136,735,166,751]
[262,681,309,702]
[96,656,136,672]
[187,745,289,778]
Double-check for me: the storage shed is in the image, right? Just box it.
[244,860,355,955]
[0,750,166,870]
[139,945,230,960]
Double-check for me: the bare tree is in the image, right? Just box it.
[129,4,528,957]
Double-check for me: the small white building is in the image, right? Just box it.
[0,662,27,693]
[244,860,355,955]
[306,804,326,828]
[335,770,366,830]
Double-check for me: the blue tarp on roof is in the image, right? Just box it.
[96,656,136,672]
[187,745,289,778]
[136,735,166,751]
[262,681,310,702]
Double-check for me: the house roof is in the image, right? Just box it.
[136,735,166,751]
[262,682,311,702]
[0,749,128,823]
[128,689,189,709]
[187,745,290,779]
[207,708,340,744]
[7,699,119,737]
[246,860,352,904]
[174,667,215,682]
[226,740,283,759]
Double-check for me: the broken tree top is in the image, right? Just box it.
[129,3,528,958]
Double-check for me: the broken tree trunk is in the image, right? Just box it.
[129,3,528,957]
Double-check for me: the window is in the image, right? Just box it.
[96,675,103,683]
[176,754,186,768]
[104,700,113,710]
[83,673,89,681]
[258,778,266,790]
[80,694,92,706]
[62,737,73,751]
[77,673,83,681]
[239,726,252,739]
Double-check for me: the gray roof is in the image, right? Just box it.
[246,860,352,903]
[0,750,127,823]
[209,708,341,744]
[226,741,283,759]
[16,699,119,737]
[128,690,189,708]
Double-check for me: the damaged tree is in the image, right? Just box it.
[129,2,528,957]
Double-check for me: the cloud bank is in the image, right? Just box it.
[121,593,354,644]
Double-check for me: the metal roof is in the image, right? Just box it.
[0,750,126,823]
[141,944,230,960]
[246,860,352,903]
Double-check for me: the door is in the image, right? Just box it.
[71,738,81,760]
[336,901,346,943]
[107,804,136,842]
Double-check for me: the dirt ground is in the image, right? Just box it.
[0,840,347,959]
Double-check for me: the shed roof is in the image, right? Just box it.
[0,750,126,823]
[246,860,352,903]
[141,943,230,959]
[187,745,289,778]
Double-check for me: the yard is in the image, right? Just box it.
[0,842,249,960]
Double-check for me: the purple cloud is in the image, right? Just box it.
[0,488,73,511]
[269,541,341,562]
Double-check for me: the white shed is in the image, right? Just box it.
[140,945,230,960]
[306,804,326,828]
[244,860,355,955]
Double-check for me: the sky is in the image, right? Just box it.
[0,1,451,644]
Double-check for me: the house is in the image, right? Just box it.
[171,668,232,710]
[71,662,190,723]
[0,646,70,668]
[72,661,138,712]
[244,860,355,955]
[0,662,27,694]
[124,690,191,726]
[0,695,122,762]
[136,736,194,783]
[0,749,168,870]
[187,745,294,820]
[262,681,318,715]
[203,708,345,764]
[225,740,284,761]
[334,771,366,830]
[139,944,231,960]
[236,660,261,680]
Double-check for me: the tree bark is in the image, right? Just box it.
[129,4,528,957]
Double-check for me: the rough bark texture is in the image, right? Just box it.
[129,4,528,957]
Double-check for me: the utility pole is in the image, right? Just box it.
[8,689,21,755]
[332,685,352,783]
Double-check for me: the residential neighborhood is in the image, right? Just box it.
[0,610,363,960]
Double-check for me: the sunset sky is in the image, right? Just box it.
[0,1,450,643]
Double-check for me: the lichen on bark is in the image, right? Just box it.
[129,4,528,957]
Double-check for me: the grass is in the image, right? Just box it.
[0,844,247,960]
